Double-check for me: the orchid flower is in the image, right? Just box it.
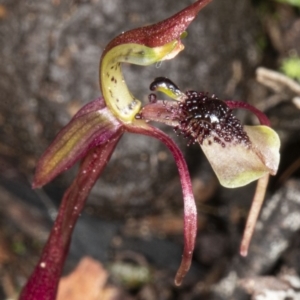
[137,77,280,257]
[20,0,280,299]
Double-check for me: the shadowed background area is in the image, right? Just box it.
[1,0,300,299]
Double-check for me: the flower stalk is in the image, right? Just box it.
[20,137,121,299]
[138,77,280,257]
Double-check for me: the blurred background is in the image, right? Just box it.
[1,0,300,299]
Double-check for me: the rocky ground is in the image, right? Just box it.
[1,0,300,299]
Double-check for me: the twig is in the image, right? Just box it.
[256,67,300,96]
[240,174,269,257]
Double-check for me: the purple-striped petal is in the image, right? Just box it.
[33,98,123,188]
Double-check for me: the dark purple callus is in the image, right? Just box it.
[174,91,251,147]
[138,90,251,148]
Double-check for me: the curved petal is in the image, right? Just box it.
[200,125,280,188]
[226,100,271,126]
[103,0,212,54]
[33,98,123,188]
[126,121,197,286]
[100,0,212,123]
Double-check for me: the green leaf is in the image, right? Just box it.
[276,0,300,8]
[280,56,300,81]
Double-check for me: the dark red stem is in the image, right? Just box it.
[20,135,121,300]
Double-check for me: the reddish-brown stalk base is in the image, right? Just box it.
[20,137,121,300]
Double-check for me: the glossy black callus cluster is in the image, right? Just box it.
[175,91,250,147]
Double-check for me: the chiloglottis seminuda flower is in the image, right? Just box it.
[137,76,280,258]
[20,0,280,299]
[138,77,280,189]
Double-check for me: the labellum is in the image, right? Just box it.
[138,77,280,257]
